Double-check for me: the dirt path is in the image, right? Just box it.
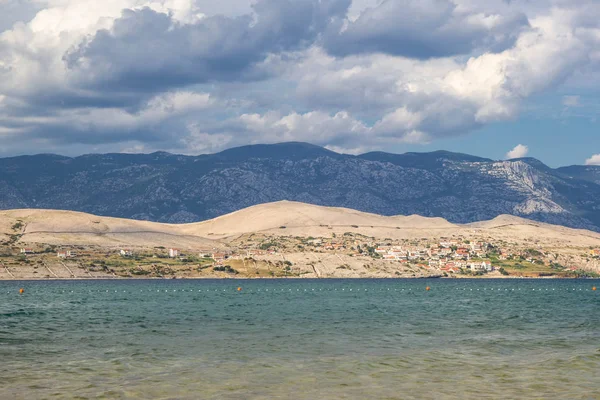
[41,261,59,278]
[0,262,15,279]
[308,253,322,278]
[59,261,76,278]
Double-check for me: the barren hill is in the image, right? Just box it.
[0,209,221,250]
[2,201,600,248]
[2,202,600,280]
[182,200,457,238]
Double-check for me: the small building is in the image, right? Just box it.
[441,262,459,273]
[20,248,34,255]
[470,261,493,272]
[438,248,453,256]
[325,242,345,251]
[470,242,485,252]
[120,249,133,257]
[212,252,226,262]
[454,248,470,259]
[169,248,180,258]
[57,250,76,258]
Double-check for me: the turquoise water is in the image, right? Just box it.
[1,279,599,399]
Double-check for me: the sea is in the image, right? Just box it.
[1,279,599,399]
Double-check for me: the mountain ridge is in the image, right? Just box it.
[1,142,600,231]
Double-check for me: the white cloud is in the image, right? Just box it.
[233,108,432,152]
[238,110,370,144]
[0,0,599,156]
[506,144,529,159]
[291,3,600,142]
[585,154,600,166]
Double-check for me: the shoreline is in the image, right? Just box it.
[1,276,598,281]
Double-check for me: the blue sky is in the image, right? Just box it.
[404,93,600,167]
[0,0,599,167]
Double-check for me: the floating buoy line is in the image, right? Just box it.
[2,285,599,296]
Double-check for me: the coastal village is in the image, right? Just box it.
[3,230,600,279]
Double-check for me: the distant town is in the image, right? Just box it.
[3,231,599,279]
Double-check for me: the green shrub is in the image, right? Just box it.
[259,242,277,250]
[213,265,239,274]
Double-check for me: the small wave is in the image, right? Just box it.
[0,309,47,318]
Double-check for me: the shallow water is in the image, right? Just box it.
[1,279,599,399]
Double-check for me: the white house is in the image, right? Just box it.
[57,250,76,258]
[120,249,133,257]
[470,261,493,272]
[484,261,493,272]
[375,247,389,254]
[169,248,180,258]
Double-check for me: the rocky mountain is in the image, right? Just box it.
[1,142,600,231]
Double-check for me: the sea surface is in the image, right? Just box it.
[1,279,599,399]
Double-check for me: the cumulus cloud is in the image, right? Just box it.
[0,0,599,157]
[228,108,431,153]
[323,0,530,59]
[506,144,529,159]
[585,154,600,166]
[290,4,600,143]
[0,90,215,150]
[63,0,351,94]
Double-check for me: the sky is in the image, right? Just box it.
[0,0,599,167]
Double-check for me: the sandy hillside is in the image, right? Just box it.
[468,214,550,229]
[1,202,600,248]
[465,214,600,247]
[180,201,457,238]
[0,209,222,250]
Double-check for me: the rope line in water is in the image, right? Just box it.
[3,285,598,295]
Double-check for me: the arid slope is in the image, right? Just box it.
[2,201,600,248]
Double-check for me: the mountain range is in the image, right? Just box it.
[1,142,600,231]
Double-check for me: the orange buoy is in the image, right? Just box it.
[593,287,597,291]
[19,288,24,294]
[237,287,242,291]
[425,286,431,291]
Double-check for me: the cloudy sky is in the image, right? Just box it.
[0,0,599,166]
